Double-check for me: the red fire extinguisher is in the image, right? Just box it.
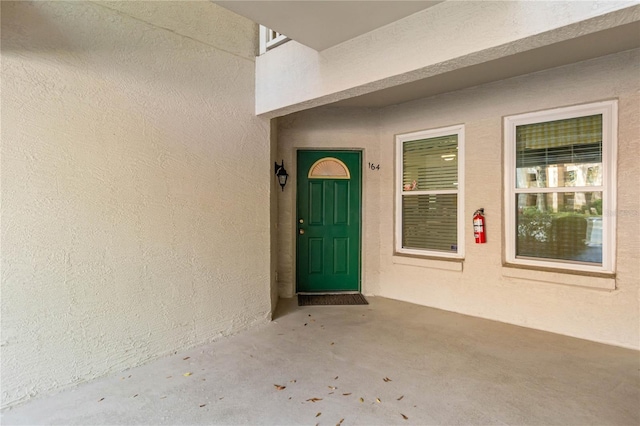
[473,208,486,244]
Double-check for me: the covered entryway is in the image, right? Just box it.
[296,150,361,293]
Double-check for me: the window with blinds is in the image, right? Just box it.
[396,125,464,258]
[504,101,617,273]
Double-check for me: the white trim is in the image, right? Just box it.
[395,124,465,259]
[503,100,617,273]
[259,25,289,55]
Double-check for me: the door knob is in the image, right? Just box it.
[299,219,304,224]
[299,229,305,235]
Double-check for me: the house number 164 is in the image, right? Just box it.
[368,162,380,171]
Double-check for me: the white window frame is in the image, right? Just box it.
[503,100,617,273]
[395,125,465,259]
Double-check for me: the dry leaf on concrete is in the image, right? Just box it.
[397,395,404,401]
[342,393,351,396]
[316,412,321,417]
[376,398,381,403]
[183,357,190,360]
[274,384,286,391]
[401,414,409,420]
[359,397,364,403]
[183,372,192,377]
[383,377,392,382]
[306,398,323,403]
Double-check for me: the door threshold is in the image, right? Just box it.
[297,291,361,295]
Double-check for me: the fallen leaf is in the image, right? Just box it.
[199,404,206,408]
[338,419,344,425]
[290,379,297,383]
[306,398,323,403]
[342,393,351,396]
[383,377,392,382]
[331,342,335,345]
[334,376,339,380]
[328,392,334,395]
[219,397,224,400]
[316,413,321,417]
[183,357,190,360]
[132,394,138,398]
[160,396,167,399]
[376,398,381,403]
[166,376,172,379]
[401,414,409,420]
[183,372,192,377]
[397,395,404,401]
[328,386,336,390]
[359,397,364,403]
[274,384,286,391]
[98,398,104,402]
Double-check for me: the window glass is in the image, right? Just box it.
[403,135,458,191]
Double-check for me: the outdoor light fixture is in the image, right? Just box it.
[274,160,289,191]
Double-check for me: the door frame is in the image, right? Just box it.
[295,149,363,294]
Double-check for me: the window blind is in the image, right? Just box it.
[403,194,458,251]
[401,134,458,252]
[403,135,458,191]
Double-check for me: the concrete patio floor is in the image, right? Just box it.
[2,297,639,425]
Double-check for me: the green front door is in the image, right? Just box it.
[297,150,361,293]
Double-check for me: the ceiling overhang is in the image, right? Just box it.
[331,20,640,108]
[214,1,442,51]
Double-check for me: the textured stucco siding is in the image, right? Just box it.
[277,49,640,349]
[1,1,271,408]
[257,1,639,117]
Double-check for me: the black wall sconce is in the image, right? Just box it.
[274,160,289,191]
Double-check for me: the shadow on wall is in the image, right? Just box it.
[2,2,75,53]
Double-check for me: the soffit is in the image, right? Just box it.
[214,1,443,51]
[331,21,640,108]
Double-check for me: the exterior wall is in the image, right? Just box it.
[277,49,640,349]
[257,0,639,117]
[1,1,271,408]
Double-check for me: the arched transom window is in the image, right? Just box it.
[308,157,351,179]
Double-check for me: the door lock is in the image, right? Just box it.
[299,219,304,223]
[299,229,305,235]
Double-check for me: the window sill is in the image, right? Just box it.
[392,255,463,272]
[502,265,615,290]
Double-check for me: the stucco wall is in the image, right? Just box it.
[257,0,639,117]
[1,1,272,408]
[277,49,640,349]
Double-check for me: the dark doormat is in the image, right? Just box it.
[298,294,368,306]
